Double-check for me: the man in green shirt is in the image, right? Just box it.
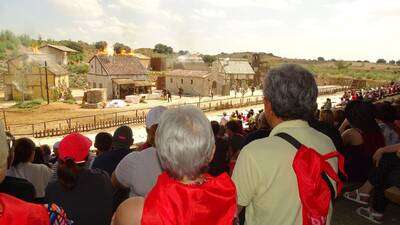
[232,64,338,225]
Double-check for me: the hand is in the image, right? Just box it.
[373,148,384,167]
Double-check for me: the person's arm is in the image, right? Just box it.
[373,143,400,167]
[112,197,144,225]
[338,119,350,135]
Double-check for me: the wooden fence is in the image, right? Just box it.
[6,86,347,138]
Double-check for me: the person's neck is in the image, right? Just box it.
[270,116,284,129]
[180,175,205,185]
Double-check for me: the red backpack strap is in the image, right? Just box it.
[322,151,347,195]
[275,132,337,201]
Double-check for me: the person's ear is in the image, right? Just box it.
[263,97,272,114]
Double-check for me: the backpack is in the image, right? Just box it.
[275,133,346,225]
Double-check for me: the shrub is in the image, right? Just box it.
[13,99,43,109]
[377,59,387,64]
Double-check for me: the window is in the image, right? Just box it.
[190,80,193,85]
[93,82,97,88]
[181,79,183,84]
[170,78,173,83]
[99,83,103,88]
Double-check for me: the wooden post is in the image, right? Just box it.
[31,124,34,136]
[44,61,50,105]
[2,109,7,129]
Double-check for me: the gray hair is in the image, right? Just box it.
[155,106,215,180]
[263,64,318,120]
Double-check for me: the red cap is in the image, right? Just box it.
[59,133,92,163]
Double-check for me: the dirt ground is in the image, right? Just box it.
[2,87,342,126]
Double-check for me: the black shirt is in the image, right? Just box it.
[0,176,35,202]
[91,148,131,176]
[209,137,230,176]
[45,169,114,225]
[308,119,344,151]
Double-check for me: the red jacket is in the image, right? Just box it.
[142,172,236,225]
[0,193,49,225]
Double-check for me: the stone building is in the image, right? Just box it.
[165,69,223,96]
[4,53,69,101]
[212,58,255,92]
[87,55,151,99]
[38,44,78,65]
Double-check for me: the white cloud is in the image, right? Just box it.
[193,8,227,19]
[117,0,160,11]
[47,0,103,18]
[201,0,301,9]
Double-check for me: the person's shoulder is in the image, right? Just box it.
[30,163,51,172]
[242,135,283,155]
[3,176,34,187]
[85,168,110,179]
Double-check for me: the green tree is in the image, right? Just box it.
[178,50,189,55]
[317,57,325,62]
[202,55,217,65]
[154,43,173,54]
[376,59,387,64]
[335,60,352,70]
[63,40,83,52]
[396,60,400,66]
[18,34,33,47]
[389,60,396,65]
[95,41,107,51]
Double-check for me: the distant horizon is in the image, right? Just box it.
[1,0,399,62]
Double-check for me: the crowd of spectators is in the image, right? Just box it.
[1,64,400,225]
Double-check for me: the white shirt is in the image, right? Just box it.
[115,147,162,197]
[7,162,53,198]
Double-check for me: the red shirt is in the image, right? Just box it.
[142,172,236,225]
[0,193,49,225]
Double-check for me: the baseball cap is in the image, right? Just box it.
[59,133,92,163]
[146,106,168,128]
[113,126,133,145]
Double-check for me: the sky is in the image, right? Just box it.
[0,0,399,61]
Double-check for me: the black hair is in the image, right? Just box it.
[226,120,240,133]
[94,132,113,152]
[345,100,381,133]
[375,102,397,123]
[57,158,85,190]
[210,121,220,136]
[12,138,35,167]
[33,147,45,165]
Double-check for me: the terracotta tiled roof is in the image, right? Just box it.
[96,55,148,75]
[167,69,211,78]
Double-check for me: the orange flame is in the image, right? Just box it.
[117,49,135,56]
[31,45,40,54]
[97,48,108,55]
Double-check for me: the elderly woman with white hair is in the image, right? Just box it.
[113,106,237,225]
